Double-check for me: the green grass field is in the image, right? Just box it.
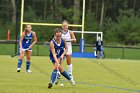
[0,55,140,93]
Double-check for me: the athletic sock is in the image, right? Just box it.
[26,61,31,70]
[61,70,71,80]
[67,64,73,75]
[50,70,58,84]
[17,59,22,68]
[94,51,97,56]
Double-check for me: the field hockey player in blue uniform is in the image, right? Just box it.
[48,28,75,89]
[17,24,37,73]
[94,37,104,58]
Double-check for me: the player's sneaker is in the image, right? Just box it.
[48,82,53,89]
[70,79,75,86]
[17,68,21,72]
[26,69,32,73]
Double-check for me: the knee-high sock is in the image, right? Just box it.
[67,64,73,75]
[50,70,58,84]
[94,51,97,56]
[17,59,22,68]
[26,61,31,70]
[61,70,71,80]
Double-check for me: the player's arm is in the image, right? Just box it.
[70,31,76,42]
[95,41,98,47]
[19,32,25,49]
[29,32,37,49]
[101,41,103,46]
[50,42,59,65]
[60,39,68,59]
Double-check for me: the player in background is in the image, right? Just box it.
[94,37,104,58]
[17,24,37,73]
[48,28,75,89]
[61,20,76,80]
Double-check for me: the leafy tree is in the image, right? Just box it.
[103,9,140,45]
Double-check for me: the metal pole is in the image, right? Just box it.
[82,0,85,39]
[15,0,19,54]
[122,42,125,59]
[37,44,39,56]
[20,0,24,36]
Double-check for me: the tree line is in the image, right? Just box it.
[0,0,140,45]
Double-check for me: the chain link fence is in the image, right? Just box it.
[0,40,140,60]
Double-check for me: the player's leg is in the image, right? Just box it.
[96,47,100,58]
[66,55,72,74]
[66,54,74,80]
[17,50,25,72]
[26,50,32,73]
[59,65,75,85]
[58,58,75,85]
[101,47,105,58]
[59,59,71,81]
[48,61,59,89]
[66,45,73,79]
[48,58,75,88]
[56,56,66,79]
[94,47,97,57]
[55,58,64,85]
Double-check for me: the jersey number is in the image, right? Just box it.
[26,39,29,43]
[56,49,60,55]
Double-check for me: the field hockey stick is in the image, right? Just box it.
[66,39,76,42]
[60,57,64,64]
[55,57,64,85]
[43,41,49,47]
[11,48,30,58]
[11,53,19,58]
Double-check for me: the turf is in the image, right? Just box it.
[0,55,140,93]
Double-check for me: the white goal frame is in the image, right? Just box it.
[72,31,103,41]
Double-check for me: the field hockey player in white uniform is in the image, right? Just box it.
[61,20,76,80]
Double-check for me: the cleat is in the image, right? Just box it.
[26,69,32,73]
[70,79,75,86]
[17,68,21,72]
[48,83,53,89]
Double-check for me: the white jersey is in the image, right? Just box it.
[62,30,72,46]
[62,30,72,55]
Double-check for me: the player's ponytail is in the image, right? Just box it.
[48,34,54,42]
[48,28,62,42]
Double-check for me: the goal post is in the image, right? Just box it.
[72,31,103,41]
[20,0,86,36]
[19,0,103,55]
[72,31,103,53]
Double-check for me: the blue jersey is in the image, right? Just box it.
[95,41,103,51]
[49,38,65,62]
[22,32,33,49]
